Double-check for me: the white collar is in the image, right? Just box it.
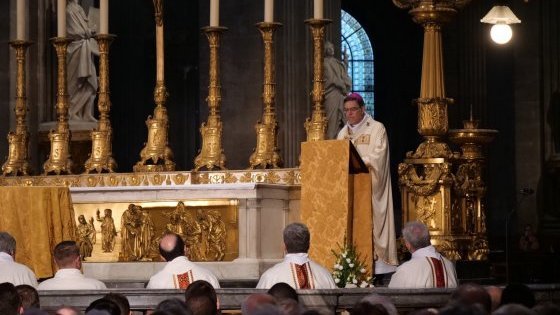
[54,268,84,277]
[0,252,14,262]
[284,253,310,265]
[347,113,370,133]
[411,245,441,259]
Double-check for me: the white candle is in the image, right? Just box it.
[100,0,109,34]
[264,0,273,23]
[314,0,323,19]
[57,0,66,37]
[16,0,26,40]
[210,0,219,27]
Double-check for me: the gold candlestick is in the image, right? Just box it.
[249,22,283,169]
[194,26,228,171]
[2,40,33,176]
[43,37,74,175]
[304,19,331,142]
[84,34,117,173]
[134,0,175,172]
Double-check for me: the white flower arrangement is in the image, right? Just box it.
[331,242,373,288]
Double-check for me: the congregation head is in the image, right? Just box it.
[15,284,40,310]
[402,221,431,252]
[159,233,186,262]
[85,298,121,315]
[360,293,397,315]
[55,306,81,315]
[241,293,277,315]
[0,231,17,256]
[104,293,131,315]
[184,280,218,315]
[154,298,192,315]
[268,282,298,303]
[449,283,491,313]
[53,240,81,268]
[283,223,310,254]
[500,283,536,309]
[0,282,22,315]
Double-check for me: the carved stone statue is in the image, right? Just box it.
[119,204,143,261]
[96,208,117,252]
[77,214,94,260]
[139,206,156,260]
[66,0,99,122]
[324,41,352,139]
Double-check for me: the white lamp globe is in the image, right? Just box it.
[490,24,513,44]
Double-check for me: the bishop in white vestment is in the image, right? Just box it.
[337,93,399,274]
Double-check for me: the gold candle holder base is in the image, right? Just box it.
[249,22,283,169]
[84,34,117,173]
[194,26,228,171]
[2,40,33,176]
[134,82,176,173]
[43,37,74,175]
[304,19,331,142]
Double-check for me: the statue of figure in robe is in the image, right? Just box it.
[324,41,352,139]
[77,214,94,260]
[96,208,117,252]
[119,204,143,261]
[66,0,99,122]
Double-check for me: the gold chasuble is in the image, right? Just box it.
[300,140,373,276]
[0,187,76,278]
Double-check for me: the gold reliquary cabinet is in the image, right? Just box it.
[73,199,239,262]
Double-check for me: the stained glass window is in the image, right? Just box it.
[341,10,374,115]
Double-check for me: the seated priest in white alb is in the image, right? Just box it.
[147,233,220,289]
[0,232,38,287]
[38,241,106,290]
[256,223,337,289]
[388,221,458,288]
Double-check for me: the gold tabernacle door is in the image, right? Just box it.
[73,199,239,262]
[300,139,374,276]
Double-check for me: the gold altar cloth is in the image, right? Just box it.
[301,140,373,275]
[0,186,76,278]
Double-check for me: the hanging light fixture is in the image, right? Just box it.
[481,5,521,45]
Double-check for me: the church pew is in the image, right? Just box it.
[37,285,560,314]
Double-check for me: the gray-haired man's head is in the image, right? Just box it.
[0,232,16,257]
[402,221,431,252]
[283,223,310,254]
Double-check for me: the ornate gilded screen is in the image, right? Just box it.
[73,199,239,262]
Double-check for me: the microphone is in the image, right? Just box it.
[519,188,535,196]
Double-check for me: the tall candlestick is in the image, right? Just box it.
[314,0,323,19]
[100,0,109,34]
[57,0,66,37]
[264,0,273,23]
[16,0,26,40]
[210,0,219,27]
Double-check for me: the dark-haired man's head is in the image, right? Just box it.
[360,294,397,315]
[268,282,298,303]
[53,241,81,269]
[493,303,536,315]
[501,283,535,308]
[184,280,218,315]
[351,300,389,315]
[15,284,39,310]
[85,298,121,315]
[0,282,22,315]
[104,293,130,315]
[155,298,192,315]
[438,302,486,315]
[449,283,491,313]
[159,233,185,262]
[283,223,310,254]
